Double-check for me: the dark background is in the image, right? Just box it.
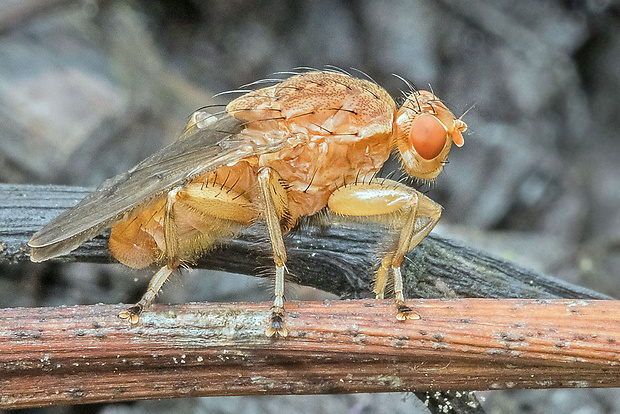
[1,0,619,413]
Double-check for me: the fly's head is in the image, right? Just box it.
[395,90,467,181]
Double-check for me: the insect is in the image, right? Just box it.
[28,70,467,337]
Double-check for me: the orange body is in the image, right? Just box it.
[30,70,468,335]
[108,71,465,270]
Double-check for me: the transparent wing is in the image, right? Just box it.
[29,114,288,261]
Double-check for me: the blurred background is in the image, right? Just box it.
[1,0,619,413]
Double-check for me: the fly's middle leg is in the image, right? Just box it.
[257,167,292,338]
[327,179,442,321]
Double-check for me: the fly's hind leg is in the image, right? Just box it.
[257,167,293,338]
[118,179,256,324]
[327,179,442,321]
[118,264,176,324]
[119,188,182,324]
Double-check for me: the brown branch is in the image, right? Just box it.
[2,299,620,409]
[0,183,614,412]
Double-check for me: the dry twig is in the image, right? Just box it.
[0,183,616,412]
[2,299,620,409]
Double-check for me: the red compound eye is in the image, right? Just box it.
[409,114,447,160]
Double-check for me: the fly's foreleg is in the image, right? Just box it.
[327,179,442,321]
[257,167,292,337]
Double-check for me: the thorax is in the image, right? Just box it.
[258,132,393,220]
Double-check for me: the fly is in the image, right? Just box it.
[28,70,467,337]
